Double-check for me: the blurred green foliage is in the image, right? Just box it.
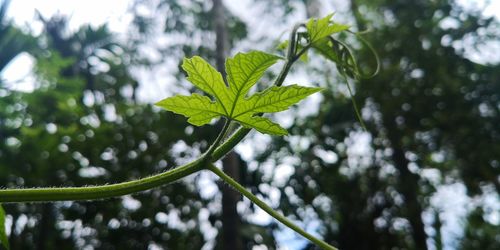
[0,0,499,249]
[258,0,500,249]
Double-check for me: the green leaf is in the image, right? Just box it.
[156,51,322,135]
[155,93,224,126]
[311,37,338,62]
[306,14,350,43]
[0,205,9,250]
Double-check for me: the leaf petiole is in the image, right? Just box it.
[204,118,232,160]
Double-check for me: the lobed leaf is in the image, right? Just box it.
[156,51,321,135]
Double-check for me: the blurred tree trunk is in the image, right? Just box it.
[36,204,54,250]
[8,214,18,249]
[212,0,244,249]
[433,211,443,250]
[386,124,428,250]
[304,0,320,18]
[350,1,428,249]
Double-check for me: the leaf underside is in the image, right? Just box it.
[155,50,322,135]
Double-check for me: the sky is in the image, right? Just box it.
[1,0,131,92]
[1,0,499,249]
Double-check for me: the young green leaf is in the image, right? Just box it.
[306,13,350,43]
[311,37,338,62]
[155,50,322,135]
[0,205,9,250]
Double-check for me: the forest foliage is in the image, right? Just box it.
[0,0,499,249]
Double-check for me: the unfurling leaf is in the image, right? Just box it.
[155,51,322,135]
[305,13,350,43]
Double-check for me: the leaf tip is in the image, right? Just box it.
[278,130,289,136]
[153,98,169,109]
[268,127,289,136]
[153,99,164,107]
[312,87,325,93]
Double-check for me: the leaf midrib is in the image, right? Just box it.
[227,57,271,118]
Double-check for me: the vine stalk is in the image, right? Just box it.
[207,164,338,250]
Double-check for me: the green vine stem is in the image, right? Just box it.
[0,159,205,202]
[210,126,250,160]
[0,120,232,203]
[273,23,304,87]
[207,163,338,250]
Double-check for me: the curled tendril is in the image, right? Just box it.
[280,21,380,130]
[327,33,380,80]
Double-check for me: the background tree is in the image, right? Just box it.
[1,0,274,249]
[0,0,36,76]
[129,0,277,249]
[257,0,499,249]
[1,12,213,250]
[1,0,499,249]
